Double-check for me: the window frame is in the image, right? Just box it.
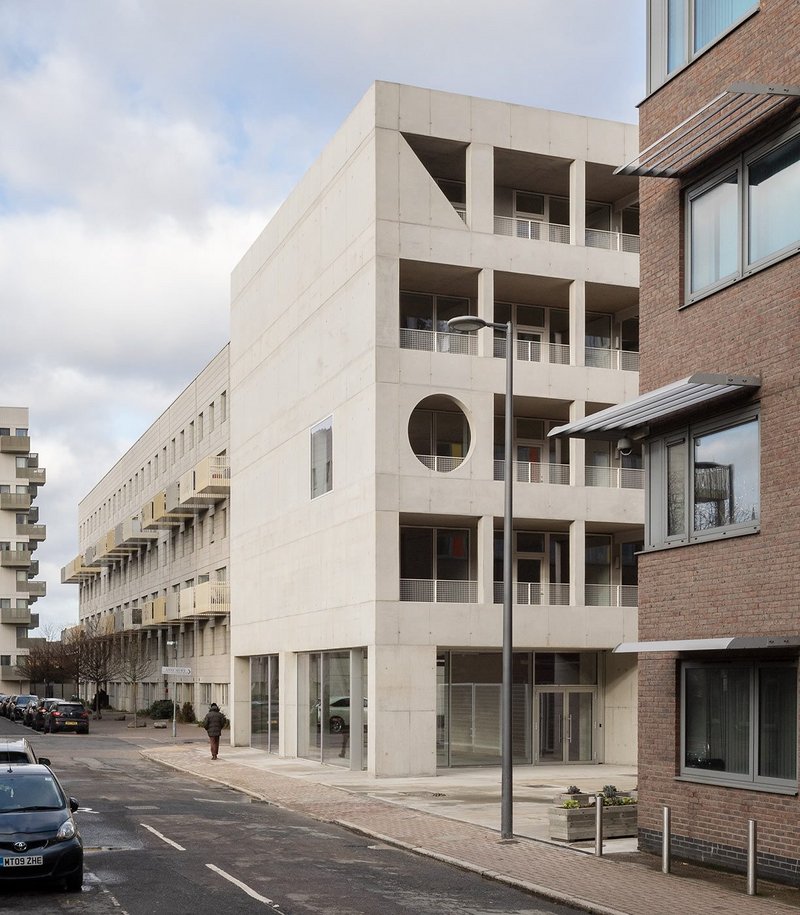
[645,405,760,551]
[310,415,333,500]
[684,123,800,306]
[680,659,798,792]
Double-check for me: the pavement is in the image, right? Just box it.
[88,714,800,914]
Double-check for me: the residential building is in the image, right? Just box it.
[61,347,231,715]
[552,0,800,884]
[0,406,46,693]
[229,83,643,775]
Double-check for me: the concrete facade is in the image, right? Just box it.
[229,83,642,776]
[0,406,45,694]
[61,347,232,716]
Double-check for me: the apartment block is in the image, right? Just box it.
[229,83,643,775]
[553,0,800,884]
[61,347,231,714]
[0,406,46,693]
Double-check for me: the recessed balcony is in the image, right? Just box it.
[494,215,570,244]
[494,460,570,485]
[399,579,478,602]
[585,346,640,373]
[584,465,644,490]
[493,582,570,605]
[0,493,31,512]
[585,584,639,607]
[0,550,32,569]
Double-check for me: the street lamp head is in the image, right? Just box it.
[446,315,490,333]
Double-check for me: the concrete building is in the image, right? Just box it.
[0,406,46,694]
[552,0,800,884]
[61,347,231,715]
[229,83,643,776]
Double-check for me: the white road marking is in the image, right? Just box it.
[126,805,159,810]
[205,863,283,908]
[140,823,186,851]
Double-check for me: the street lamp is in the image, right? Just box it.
[166,639,178,739]
[447,314,514,840]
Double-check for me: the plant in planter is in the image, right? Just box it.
[549,785,638,841]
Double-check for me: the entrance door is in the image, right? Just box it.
[536,689,594,763]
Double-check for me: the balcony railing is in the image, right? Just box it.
[400,579,478,602]
[585,228,640,254]
[585,347,640,372]
[415,455,465,473]
[493,460,570,485]
[493,337,570,365]
[179,581,230,619]
[493,581,571,605]
[585,584,639,607]
[494,215,570,244]
[585,466,645,490]
[453,205,467,222]
[399,327,477,355]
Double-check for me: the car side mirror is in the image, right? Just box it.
[69,797,79,812]
[38,756,51,766]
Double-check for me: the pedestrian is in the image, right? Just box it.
[202,703,225,760]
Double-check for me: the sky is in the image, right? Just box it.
[0,1,646,634]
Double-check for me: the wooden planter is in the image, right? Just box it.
[549,803,638,842]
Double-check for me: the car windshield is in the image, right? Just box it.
[0,775,63,812]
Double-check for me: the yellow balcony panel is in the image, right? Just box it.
[142,490,190,530]
[118,516,158,548]
[142,597,168,627]
[0,550,32,569]
[0,493,32,512]
[1,607,32,625]
[16,466,46,485]
[194,455,230,498]
[0,435,30,454]
[178,582,229,620]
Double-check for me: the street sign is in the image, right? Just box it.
[162,666,192,676]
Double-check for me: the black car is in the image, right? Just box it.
[43,702,90,735]
[0,764,82,890]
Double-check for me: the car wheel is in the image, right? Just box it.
[329,716,345,734]
[64,867,83,892]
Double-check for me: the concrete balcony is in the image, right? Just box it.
[20,581,46,599]
[0,550,32,569]
[16,466,46,485]
[0,435,30,454]
[16,636,45,650]
[142,597,168,627]
[117,516,158,549]
[0,493,31,512]
[29,612,39,629]
[0,664,22,680]
[179,581,230,620]
[28,559,39,576]
[142,490,192,530]
[16,523,46,541]
[61,554,99,583]
[121,607,143,631]
[177,455,230,510]
[1,607,31,625]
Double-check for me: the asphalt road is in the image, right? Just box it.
[0,716,582,915]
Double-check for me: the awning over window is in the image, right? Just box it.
[616,83,800,178]
[548,372,760,441]
[614,636,800,653]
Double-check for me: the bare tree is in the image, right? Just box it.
[71,618,121,719]
[14,638,74,697]
[116,636,155,728]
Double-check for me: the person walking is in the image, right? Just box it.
[202,702,225,760]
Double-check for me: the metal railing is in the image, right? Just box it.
[494,460,570,485]
[585,346,640,372]
[399,327,477,355]
[453,205,467,222]
[585,228,640,254]
[400,579,478,603]
[494,215,570,244]
[493,581,570,605]
[416,455,465,473]
[585,466,645,489]
[585,584,639,607]
[493,336,570,365]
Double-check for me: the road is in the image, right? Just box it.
[0,716,582,915]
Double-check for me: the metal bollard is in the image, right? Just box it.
[595,793,604,857]
[747,818,757,896]
[662,806,671,874]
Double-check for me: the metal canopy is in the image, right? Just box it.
[613,636,800,653]
[616,83,800,178]
[548,372,760,441]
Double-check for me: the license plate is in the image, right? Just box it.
[65,720,77,726]
[1,856,44,867]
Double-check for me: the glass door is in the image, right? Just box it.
[536,689,594,763]
[537,691,564,762]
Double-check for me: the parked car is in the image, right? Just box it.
[327,697,367,734]
[0,764,82,890]
[9,696,38,722]
[43,702,90,735]
[0,737,50,767]
[30,699,60,732]
[0,695,17,717]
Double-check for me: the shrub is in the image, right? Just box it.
[561,798,580,809]
[149,699,174,720]
[179,701,196,723]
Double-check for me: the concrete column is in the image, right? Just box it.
[569,519,586,607]
[466,142,494,235]
[570,158,586,247]
[349,648,364,772]
[477,268,494,357]
[231,654,250,747]
[477,513,496,606]
[569,280,586,368]
[569,401,586,487]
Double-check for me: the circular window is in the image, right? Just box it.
[408,396,471,472]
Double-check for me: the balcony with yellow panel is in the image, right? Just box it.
[179,582,230,620]
[141,597,168,628]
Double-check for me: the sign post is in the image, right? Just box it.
[162,666,192,738]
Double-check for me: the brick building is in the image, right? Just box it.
[552,0,800,884]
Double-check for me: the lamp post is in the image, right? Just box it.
[166,638,178,739]
[447,315,514,839]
